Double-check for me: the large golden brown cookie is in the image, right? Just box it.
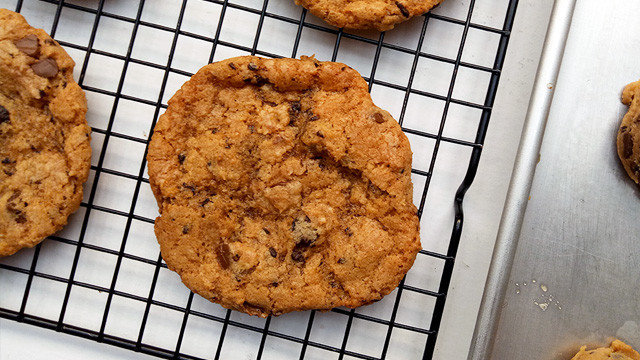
[0,9,91,257]
[617,80,640,184]
[147,55,420,317]
[571,340,640,360]
[295,0,445,31]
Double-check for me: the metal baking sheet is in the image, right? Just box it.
[472,1,640,359]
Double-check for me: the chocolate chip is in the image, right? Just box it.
[1,158,11,164]
[372,112,386,123]
[182,182,196,194]
[31,58,58,78]
[623,132,634,159]
[15,34,39,57]
[337,257,346,264]
[0,106,9,124]
[201,198,210,207]
[3,170,13,176]
[299,236,316,247]
[228,62,236,70]
[291,247,305,263]
[290,101,301,115]
[271,281,279,287]
[269,247,277,258]
[232,254,240,261]
[344,227,353,236]
[182,225,190,234]
[289,101,301,125]
[396,1,410,17]
[211,128,218,134]
[248,63,258,71]
[178,153,186,164]
[7,190,21,203]
[263,228,270,235]
[216,243,231,269]
[15,211,27,224]
[254,74,269,86]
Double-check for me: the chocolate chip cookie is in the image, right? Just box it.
[295,0,444,31]
[617,79,640,184]
[571,340,640,360]
[147,55,420,317]
[0,9,91,256]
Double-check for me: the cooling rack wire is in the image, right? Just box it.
[0,0,519,359]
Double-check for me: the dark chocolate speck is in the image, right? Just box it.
[396,1,410,17]
[0,106,9,124]
[623,132,634,159]
[216,243,232,269]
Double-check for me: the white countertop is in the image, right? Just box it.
[0,0,554,359]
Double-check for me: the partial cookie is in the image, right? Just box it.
[571,340,640,360]
[0,9,91,256]
[617,79,640,184]
[147,55,420,317]
[295,0,444,31]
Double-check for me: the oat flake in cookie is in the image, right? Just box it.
[0,9,91,256]
[295,0,444,31]
[617,79,640,184]
[147,55,421,317]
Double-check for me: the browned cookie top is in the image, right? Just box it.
[294,0,444,31]
[617,79,640,184]
[147,55,420,317]
[0,9,91,256]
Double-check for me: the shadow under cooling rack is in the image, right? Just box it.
[0,0,519,359]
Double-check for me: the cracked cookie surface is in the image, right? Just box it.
[0,9,91,256]
[618,80,640,184]
[295,0,444,31]
[147,55,420,317]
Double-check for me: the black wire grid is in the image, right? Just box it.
[0,0,519,359]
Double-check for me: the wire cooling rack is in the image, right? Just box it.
[0,0,519,359]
